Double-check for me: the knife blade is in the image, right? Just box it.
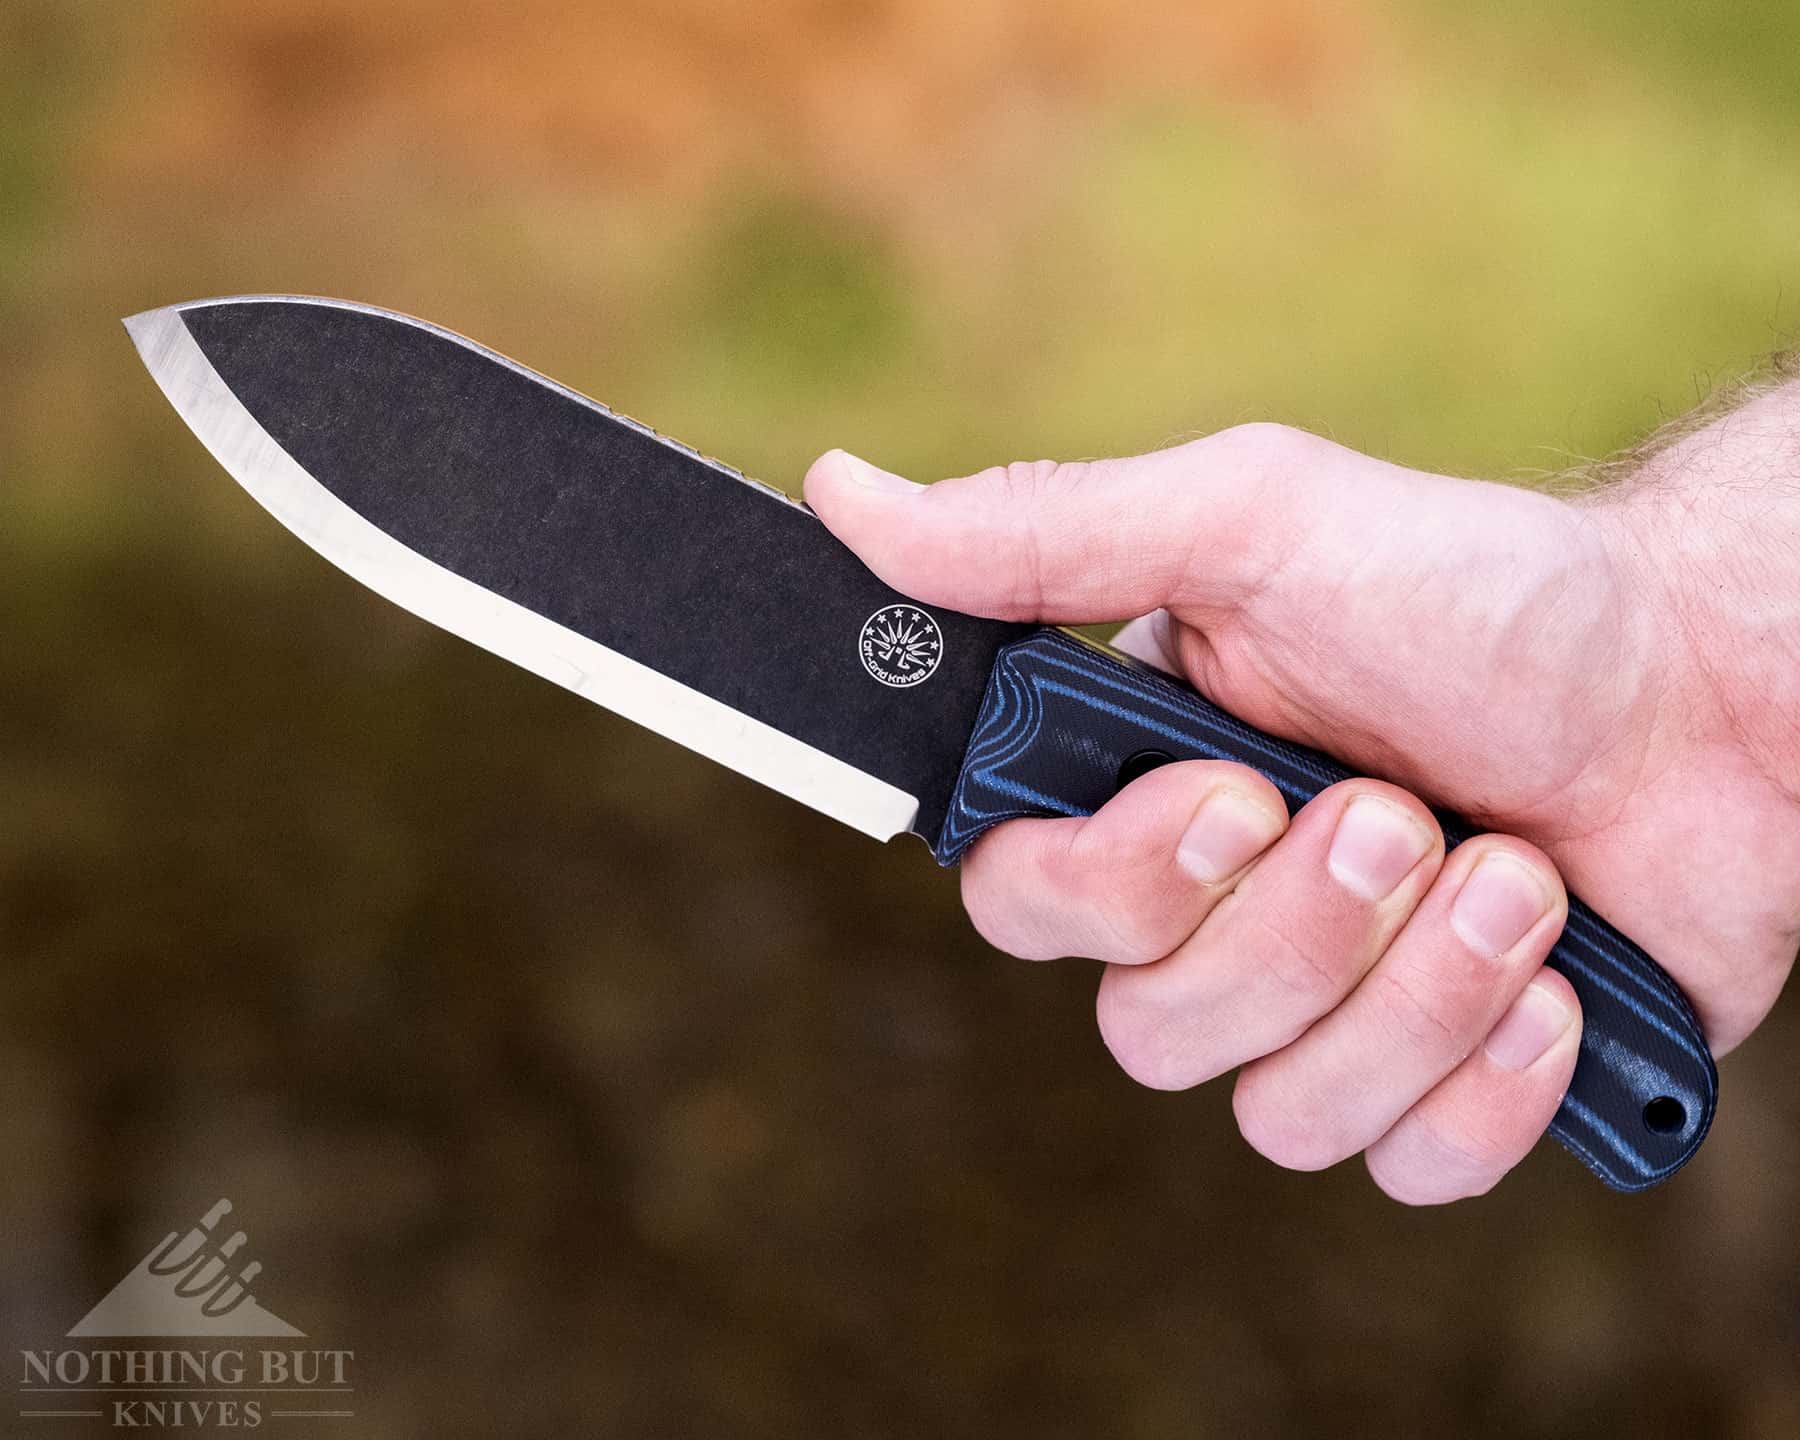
[124,295,1717,1191]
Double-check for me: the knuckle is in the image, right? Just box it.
[1239,895,1362,1014]
[1095,974,1208,1091]
[987,457,1089,502]
[1365,1159,1438,1206]
[1213,421,1316,471]
[964,458,1094,616]
[1366,964,1463,1051]
[1056,854,1174,964]
[1366,1152,1491,1207]
[1232,1070,1342,1172]
[1066,806,1219,962]
[962,828,1187,965]
[1098,907,1185,967]
[1367,1119,1510,1206]
[960,863,1053,961]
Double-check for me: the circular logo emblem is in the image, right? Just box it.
[859,605,944,688]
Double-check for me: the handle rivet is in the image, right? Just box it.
[1642,1096,1686,1135]
[1116,749,1175,791]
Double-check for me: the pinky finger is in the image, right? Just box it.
[1363,969,1582,1206]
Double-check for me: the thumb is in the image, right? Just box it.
[803,424,1424,624]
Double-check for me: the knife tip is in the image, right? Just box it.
[122,305,167,336]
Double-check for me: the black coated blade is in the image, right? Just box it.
[130,297,1030,843]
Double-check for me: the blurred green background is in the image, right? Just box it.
[3,1,1798,1435]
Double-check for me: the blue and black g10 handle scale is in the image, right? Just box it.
[934,628,1717,1191]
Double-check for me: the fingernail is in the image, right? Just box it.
[1326,795,1433,901]
[1451,853,1552,958]
[1177,788,1286,884]
[834,449,925,496]
[1484,978,1574,1071]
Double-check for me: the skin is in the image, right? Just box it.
[803,381,1800,1204]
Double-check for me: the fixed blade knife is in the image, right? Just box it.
[124,296,1717,1191]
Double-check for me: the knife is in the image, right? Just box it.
[124,295,1717,1191]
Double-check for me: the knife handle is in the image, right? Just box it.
[934,627,1716,1191]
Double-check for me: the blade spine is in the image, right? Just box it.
[135,294,810,518]
[123,300,919,841]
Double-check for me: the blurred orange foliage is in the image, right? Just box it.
[98,0,1368,220]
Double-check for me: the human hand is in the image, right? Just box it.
[805,393,1800,1203]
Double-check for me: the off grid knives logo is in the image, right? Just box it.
[859,605,943,687]
[19,1199,353,1429]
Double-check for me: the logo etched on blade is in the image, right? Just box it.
[859,606,944,688]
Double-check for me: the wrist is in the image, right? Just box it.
[1588,382,1800,808]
